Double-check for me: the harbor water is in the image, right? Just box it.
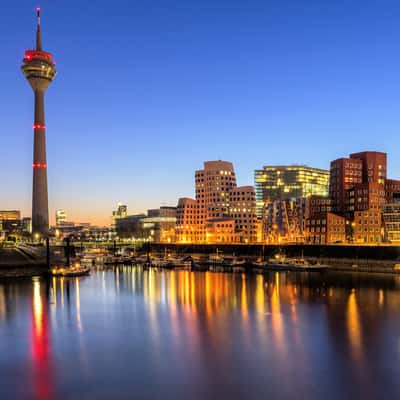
[1,267,400,399]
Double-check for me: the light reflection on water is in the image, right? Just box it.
[1,268,400,399]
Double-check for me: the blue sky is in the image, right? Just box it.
[2,0,400,225]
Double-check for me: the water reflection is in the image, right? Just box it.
[0,269,400,399]
[31,278,51,399]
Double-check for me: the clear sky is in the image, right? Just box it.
[2,0,400,226]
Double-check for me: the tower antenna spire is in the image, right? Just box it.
[36,7,42,51]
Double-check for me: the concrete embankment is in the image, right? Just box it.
[0,246,48,278]
[151,243,400,260]
[151,243,400,274]
[307,257,400,274]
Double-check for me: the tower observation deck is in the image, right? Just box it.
[21,8,57,236]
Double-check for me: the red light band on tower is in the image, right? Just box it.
[24,50,53,61]
[33,124,46,129]
[32,163,47,169]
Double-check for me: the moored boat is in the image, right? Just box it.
[51,263,90,277]
[267,256,328,272]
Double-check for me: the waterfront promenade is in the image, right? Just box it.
[2,241,400,277]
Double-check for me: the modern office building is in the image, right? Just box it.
[22,217,32,234]
[254,165,329,217]
[196,160,237,220]
[350,151,386,184]
[56,209,67,226]
[115,207,177,242]
[347,182,386,213]
[0,211,21,221]
[329,152,386,216]
[0,211,22,236]
[305,196,332,218]
[21,9,57,236]
[205,218,238,243]
[329,157,363,215]
[262,199,307,243]
[385,179,400,203]
[115,214,147,239]
[382,204,400,243]
[305,212,346,244]
[228,186,258,242]
[111,203,128,230]
[353,209,382,244]
[141,207,177,242]
[176,198,199,243]
[326,151,395,244]
[176,161,258,243]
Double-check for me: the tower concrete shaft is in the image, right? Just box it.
[32,90,48,234]
[21,8,57,236]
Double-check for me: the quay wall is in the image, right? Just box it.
[150,243,400,263]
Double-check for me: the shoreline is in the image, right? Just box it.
[1,258,400,278]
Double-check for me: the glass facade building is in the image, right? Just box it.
[382,204,400,243]
[255,165,329,217]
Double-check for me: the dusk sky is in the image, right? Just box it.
[3,0,400,225]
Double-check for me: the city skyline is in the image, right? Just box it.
[3,1,400,225]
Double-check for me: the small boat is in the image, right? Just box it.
[209,254,224,266]
[151,258,170,268]
[134,256,148,264]
[121,256,133,265]
[267,256,328,272]
[51,263,90,277]
[252,260,268,268]
[104,255,126,265]
[80,250,107,266]
[223,256,246,267]
[165,256,193,269]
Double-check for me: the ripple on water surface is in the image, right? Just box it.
[0,268,400,400]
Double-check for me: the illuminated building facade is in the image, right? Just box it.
[176,198,199,243]
[228,186,258,242]
[196,160,237,222]
[115,207,176,242]
[329,158,363,215]
[347,183,386,213]
[328,151,388,243]
[305,196,332,217]
[0,211,32,238]
[55,209,67,226]
[382,204,400,243]
[254,165,329,217]
[0,211,22,238]
[21,9,57,236]
[111,203,127,231]
[350,151,386,185]
[205,218,238,243]
[353,210,382,244]
[141,207,177,242]
[329,152,386,216]
[305,212,346,244]
[0,211,21,221]
[22,217,32,234]
[385,179,400,203]
[262,199,306,243]
[176,161,258,243]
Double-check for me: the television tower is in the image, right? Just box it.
[21,8,57,236]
